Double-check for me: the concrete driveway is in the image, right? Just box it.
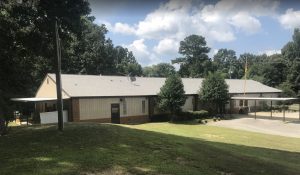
[208,114,300,138]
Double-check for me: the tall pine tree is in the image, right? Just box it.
[157,74,187,120]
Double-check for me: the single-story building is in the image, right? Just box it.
[15,73,282,124]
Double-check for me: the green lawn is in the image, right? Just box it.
[0,122,300,175]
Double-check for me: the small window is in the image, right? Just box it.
[142,100,145,113]
[239,100,248,107]
[45,103,48,112]
[123,100,127,115]
[239,100,243,107]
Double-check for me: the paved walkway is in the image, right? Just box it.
[208,114,300,138]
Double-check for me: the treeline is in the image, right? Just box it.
[0,0,142,116]
[0,0,299,118]
[145,32,300,97]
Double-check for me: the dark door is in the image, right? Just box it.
[111,104,120,124]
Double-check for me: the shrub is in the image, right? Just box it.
[157,74,186,121]
[238,107,249,114]
[0,118,8,136]
[175,110,210,121]
[149,114,170,122]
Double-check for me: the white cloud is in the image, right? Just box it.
[279,9,300,29]
[110,0,279,43]
[113,22,136,35]
[104,0,282,66]
[259,49,281,56]
[153,38,179,55]
[212,0,279,16]
[229,12,261,34]
[209,49,219,58]
[94,19,113,31]
[125,39,161,66]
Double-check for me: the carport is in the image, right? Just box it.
[11,97,70,124]
[231,97,300,121]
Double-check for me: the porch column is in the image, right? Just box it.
[271,101,272,118]
[254,100,256,119]
[283,104,285,122]
[229,99,232,115]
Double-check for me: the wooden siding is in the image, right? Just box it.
[72,98,80,122]
[78,97,149,120]
[35,76,69,98]
[123,97,148,117]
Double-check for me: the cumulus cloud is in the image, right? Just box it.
[112,0,279,41]
[106,0,281,65]
[113,22,136,35]
[125,39,161,65]
[153,38,179,55]
[229,12,261,34]
[279,9,300,29]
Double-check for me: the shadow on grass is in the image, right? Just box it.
[0,123,300,175]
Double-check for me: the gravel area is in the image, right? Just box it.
[208,113,300,138]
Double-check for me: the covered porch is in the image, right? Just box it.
[230,97,300,121]
[11,97,70,124]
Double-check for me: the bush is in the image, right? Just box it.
[0,118,8,136]
[238,107,249,114]
[149,114,170,122]
[175,110,210,121]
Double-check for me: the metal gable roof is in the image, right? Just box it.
[48,74,281,97]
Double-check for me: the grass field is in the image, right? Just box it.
[1,122,300,175]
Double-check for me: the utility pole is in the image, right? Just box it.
[55,20,64,131]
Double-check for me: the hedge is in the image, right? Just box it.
[176,110,210,121]
[149,110,210,122]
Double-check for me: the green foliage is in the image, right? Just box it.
[0,1,142,118]
[157,74,187,119]
[173,35,211,77]
[149,114,170,122]
[143,63,175,77]
[0,0,91,119]
[200,72,229,114]
[262,55,287,87]
[177,110,210,121]
[277,82,296,97]
[213,49,240,79]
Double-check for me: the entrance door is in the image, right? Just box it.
[111,104,120,124]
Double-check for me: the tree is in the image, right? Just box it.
[172,35,211,77]
[199,72,229,115]
[277,82,296,97]
[143,63,175,77]
[213,49,239,79]
[282,28,300,90]
[0,0,143,124]
[0,0,91,123]
[261,54,287,87]
[114,46,142,76]
[157,74,187,120]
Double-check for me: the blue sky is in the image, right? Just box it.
[88,0,300,66]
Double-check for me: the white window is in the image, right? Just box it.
[142,100,145,113]
[123,100,127,115]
